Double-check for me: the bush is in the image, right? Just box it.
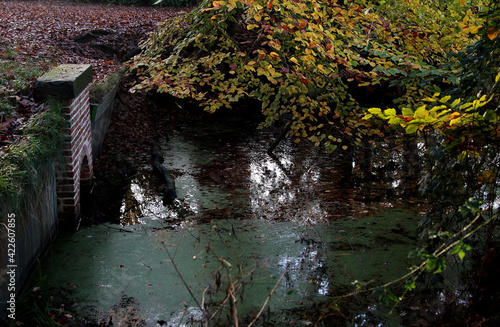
[130,0,482,152]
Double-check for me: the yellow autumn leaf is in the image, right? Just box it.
[227,0,238,10]
[459,102,473,110]
[402,108,413,116]
[368,107,382,115]
[487,26,499,40]
[431,105,447,112]
[269,41,281,51]
[383,108,397,116]
[469,25,482,34]
[405,124,418,134]
[439,95,451,104]
[450,98,461,107]
[414,105,428,119]
[478,170,496,184]
[269,52,280,59]
[289,57,299,65]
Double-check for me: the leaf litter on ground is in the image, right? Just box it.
[0,0,190,157]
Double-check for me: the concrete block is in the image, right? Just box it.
[35,64,93,100]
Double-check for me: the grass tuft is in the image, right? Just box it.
[0,59,45,115]
[90,67,126,103]
[0,99,67,215]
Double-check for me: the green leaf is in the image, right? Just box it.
[426,256,446,273]
[439,95,451,104]
[414,105,428,119]
[405,278,416,291]
[408,249,422,258]
[388,116,402,124]
[465,197,483,214]
[373,287,399,306]
[368,107,382,115]
[401,108,413,116]
[326,144,338,152]
[384,108,397,116]
[483,110,498,122]
[405,124,418,134]
[451,242,468,261]
[450,98,461,107]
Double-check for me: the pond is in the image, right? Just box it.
[26,114,430,326]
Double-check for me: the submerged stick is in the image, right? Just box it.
[267,120,293,154]
[151,141,177,201]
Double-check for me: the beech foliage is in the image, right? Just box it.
[130,0,488,150]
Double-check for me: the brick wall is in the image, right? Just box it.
[34,64,93,225]
[58,85,93,221]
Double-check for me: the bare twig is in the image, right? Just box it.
[247,266,288,327]
[159,240,209,325]
[201,284,210,314]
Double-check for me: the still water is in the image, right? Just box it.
[31,114,427,326]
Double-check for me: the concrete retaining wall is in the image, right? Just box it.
[91,82,119,158]
[0,165,58,321]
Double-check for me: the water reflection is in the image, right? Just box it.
[118,176,171,225]
[248,143,329,223]
[59,114,431,326]
[107,115,425,228]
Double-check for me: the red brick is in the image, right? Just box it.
[58,191,77,199]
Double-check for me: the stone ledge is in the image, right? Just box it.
[35,64,92,100]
